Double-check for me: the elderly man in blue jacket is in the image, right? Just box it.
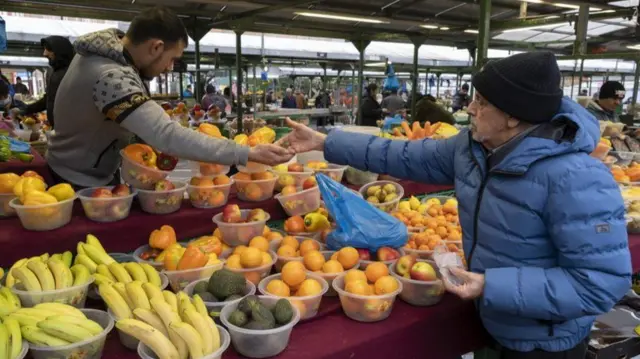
[278,51,631,358]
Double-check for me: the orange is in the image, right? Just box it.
[213,175,231,185]
[281,236,300,250]
[263,226,271,236]
[435,226,448,239]
[233,245,248,256]
[225,254,242,269]
[240,247,263,268]
[322,260,344,273]
[448,230,462,241]
[281,261,307,287]
[277,245,297,258]
[330,252,339,261]
[284,216,305,233]
[267,231,283,242]
[303,250,325,272]
[336,247,359,270]
[296,278,323,296]
[213,228,222,239]
[374,276,399,295]
[344,269,367,284]
[234,172,252,181]
[365,262,389,283]
[244,271,262,285]
[252,171,274,180]
[369,284,376,295]
[244,183,264,201]
[208,191,226,207]
[261,251,273,266]
[266,279,291,297]
[345,279,371,296]
[249,236,270,252]
[446,243,459,252]
[299,239,320,256]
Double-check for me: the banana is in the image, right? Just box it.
[112,283,135,310]
[162,291,178,313]
[93,273,115,286]
[50,254,62,262]
[85,234,107,254]
[133,308,169,338]
[39,253,49,262]
[191,295,208,318]
[6,313,40,328]
[142,283,163,302]
[150,298,188,359]
[4,318,21,359]
[44,316,102,336]
[169,322,204,359]
[181,309,212,355]
[76,242,86,257]
[33,303,85,319]
[108,263,132,283]
[37,320,94,343]
[69,264,91,286]
[11,267,41,292]
[47,258,73,289]
[25,260,55,291]
[125,281,150,310]
[0,296,15,318]
[14,308,56,320]
[124,263,148,282]
[205,315,221,352]
[139,263,162,287]
[115,319,179,359]
[0,323,9,359]
[21,325,70,347]
[82,244,114,266]
[74,255,97,274]
[176,292,196,314]
[61,251,73,268]
[5,258,29,289]
[96,264,116,282]
[0,287,21,312]
[98,284,132,320]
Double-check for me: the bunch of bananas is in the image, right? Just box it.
[0,287,21,318]
[103,283,221,359]
[93,261,162,288]
[74,234,118,273]
[6,253,91,294]
[5,252,73,289]
[1,303,103,348]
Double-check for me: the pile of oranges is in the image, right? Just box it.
[405,231,460,252]
[265,261,324,298]
[275,236,321,258]
[188,175,232,207]
[225,235,275,284]
[302,246,360,274]
[611,164,640,184]
[232,171,276,201]
[343,262,399,296]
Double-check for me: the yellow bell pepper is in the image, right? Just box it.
[304,212,331,232]
[0,173,20,194]
[23,190,58,206]
[47,183,76,201]
[234,134,248,145]
[155,243,183,263]
[250,127,276,145]
[198,123,222,138]
[13,177,47,201]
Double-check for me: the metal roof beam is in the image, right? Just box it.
[210,0,321,27]
[491,7,634,30]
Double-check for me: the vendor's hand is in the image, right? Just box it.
[276,118,326,153]
[248,144,295,166]
[443,267,485,300]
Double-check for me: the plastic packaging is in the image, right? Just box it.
[120,150,170,190]
[359,180,405,213]
[212,210,271,246]
[220,295,300,358]
[28,308,114,359]
[312,164,347,183]
[432,245,465,286]
[10,196,76,231]
[77,187,137,222]
[221,250,276,285]
[190,161,230,177]
[270,237,325,272]
[232,174,278,202]
[0,192,17,217]
[258,272,328,320]
[389,259,445,306]
[138,324,230,359]
[163,262,224,292]
[274,186,321,217]
[332,272,402,322]
[273,168,313,192]
[136,181,186,214]
[186,181,233,209]
[11,276,95,308]
[183,278,256,315]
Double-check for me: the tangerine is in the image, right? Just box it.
[249,236,270,252]
[213,175,231,185]
[284,216,305,233]
[263,226,271,236]
[330,252,339,261]
[225,254,242,269]
[281,261,307,287]
[322,260,344,273]
[266,279,291,297]
[240,247,263,268]
[244,183,264,201]
[208,191,226,207]
[261,251,273,266]
[374,276,399,295]
[233,245,248,256]
[252,171,274,180]
[296,278,323,296]
[337,247,359,270]
[303,250,325,271]
[365,262,389,283]
[345,279,371,296]
[234,172,252,181]
[281,236,300,250]
[267,231,283,242]
[244,271,262,285]
[344,269,367,284]
[299,239,320,256]
[435,226,449,239]
[277,245,297,258]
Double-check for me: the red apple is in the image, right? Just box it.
[356,248,371,261]
[247,208,268,222]
[288,163,304,173]
[410,261,437,281]
[91,188,113,198]
[395,255,417,277]
[377,247,401,261]
[302,177,317,190]
[155,180,176,191]
[280,185,298,196]
[222,204,242,223]
[111,184,131,197]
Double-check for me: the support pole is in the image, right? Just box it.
[179,71,184,100]
[573,5,589,56]
[351,39,371,125]
[351,64,356,117]
[633,60,640,106]
[570,61,577,99]
[578,59,585,94]
[194,39,201,100]
[409,36,425,121]
[436,74,441,98]
[476,0,491,68]
[252,65,257,112]
[187,17,211,102]
[236,31,244,133]
[322,63,327,91]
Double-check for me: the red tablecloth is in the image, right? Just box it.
[630,234,640,272]
[0,148,53,184]
[0,181,452,267]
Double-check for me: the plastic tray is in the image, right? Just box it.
[270,237,325,272]
[0,192,17,217]
[221,250,276,285]
[10,196,76,231]
[332,272,402,322]
[136,181,186,214]
[190,161,231,177]
[163,262,225,292]
[11,276,94,308]
[312,164,347,183]
[120,150,170,190]
[359,180,404,213]
[258,272,328,320]
[77,187,137,222]
[390,259,444,306]
[273,168,313,192]
[220,295,300,358]
[232,174,278,202]
[274,186,321,217]
[187,181,233,209]
[28,308,113,359]
[212,210,271,247]
[138,325,230,359]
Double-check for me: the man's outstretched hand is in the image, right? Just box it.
[276,118,327,154]
[248,143,295,166]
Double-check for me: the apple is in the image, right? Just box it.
[111,184,131,197]
[410,261,437,281]
[396,255,417,277]
[222,204,243,223]
[302,177,317,190]
[109,201,130,219]
[91,188,113,198]
[377,247,401,261]
[278,174,295,187]
[155,180,175,191]
[190,177,203,186]
[247,208,268,222]
[288,163,304,173]
[356,248,371,261]
[280,185,298,196]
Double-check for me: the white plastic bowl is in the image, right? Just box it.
[345,167,379,186]
[390,259,444,306]
[190,161,231,177]
[231,174,278,202]
[312,164,347,183]
[11,276,94,308]
[332,272,402,322]
[220,295,300,358]
[138,325,230,359]
[107,308,138,350]
[120,150,170,190]
[136,181,186,214]
[212,210,271,246]
[187,180,233,209]
[28,308,113,359]
[274,186,321,217]
[359,180,404,213]
[236,162,271,174]
[132,245,165,271]
[0,192,17,217]
[359,248,405,270]
[10,196,76,231]
[270,236,325,272]
[221,250,277,285]
[77,186,137,222]
[163,261,225,292]
[258,272,328,320]
[13,341,28,359]
[273,168,313,192]
[184,278,256,314]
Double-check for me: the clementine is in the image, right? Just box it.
[281,261,307,287]
[261,251,273,266]
[344,269,367,284]
[374,276,399,295]
[365,262,389,283]
[244,271,262,285]
[266,279,291,297]
[234,172,252,181]
[267,231,283,242]
[225,254,242,269]
[249,236,270,252]
[284,216,305,233]
[337,247,359,270]
[281,236,300,250]
[303,250,325,271]
[233,245,248,256]
[208,190,226,207]
[244,183,264,201]
[240,247,263,268]
[277,245,297,258]
[296,278,323,296]
[213,175,231,185]
[330,252,339,261]
[299,239,320,256]
[345,279,371,296]
[322,260,344,273]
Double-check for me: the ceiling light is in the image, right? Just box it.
[464,29,479,34]
[365,62,387,67]
[627,44,640,51]
[294,12,388,24]
[502,23,562,33]
[420,25,438,29]
[439,27,450,30]
[522,1,600,11]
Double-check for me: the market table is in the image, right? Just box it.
[0,147,53,184]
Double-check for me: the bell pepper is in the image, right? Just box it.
[47,183,76,201]
[123,143,157,167]
[0,173,20,194]
[233,134,248,145]
[163,246,186,271]
[155,243,182,263]
[198,123,222,138]
[23,190,58,217]
[189,236,222,256]
[176,245,208,270]
[205,252,220,266]
[149,225,177,250]
[252,127,276,144]
[13,177,47,201]
[304,212,331,232]
[156,153,178,171]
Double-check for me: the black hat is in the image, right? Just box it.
[599,81,625,100]
[472,51,563,124]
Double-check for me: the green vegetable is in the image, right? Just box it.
[228,310,248,327]
[12,152,33,163]
[0,139,10,162]
[207,269,246,300]
[225,294,243,302]
[244,320,274,330]
[193,281,209,294]
[273,299,293,325]
[198,292,218,303]
[251,303,275,329]
[237,295,259,315]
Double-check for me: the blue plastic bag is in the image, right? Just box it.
[316,174,407,252]
[0,135,30,153]
[382,114,403,132]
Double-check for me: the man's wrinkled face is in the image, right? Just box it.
[467,92,511,145]
[139,39,185,79]
[599,96,622,112]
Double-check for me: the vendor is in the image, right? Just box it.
[48,6,292,188]
[586,81,625,122]
[360,83,382,127]
[278,51,630,358]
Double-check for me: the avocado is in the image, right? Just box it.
[273,299,293,325]
[244,320,275,330]
[198,292,219,303]
[237,295,259,315]
[227,310,248,327]
[225,294,243,302]
[193,281,209,294]
[207,269,246,300]
[251,303,276,328]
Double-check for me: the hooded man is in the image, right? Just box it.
[587,81,625,122]
[48,6,292,188]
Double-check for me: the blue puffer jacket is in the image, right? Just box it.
[324,98,631,352]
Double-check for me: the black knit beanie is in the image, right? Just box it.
[472,51,563,124]
[599,81,625,100]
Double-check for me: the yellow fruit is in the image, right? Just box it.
[365,262,389,283]
[337,247,359,270]
[261,252,273,266]
[344,270,367,284]
[265,279,290,297]
[233,245,248,256]
[299,240,320,257]
[46,183,76,201]
[303,250,325,272]
[281,261,306,288]
[240,247,263,268]
[296,279,323,297]
[281,236,299,250]
[277,245,297,258]
[374,275,399,295]
[248,236,270,252]
[322,260,344,273]
[225,254,242,269]
[0,173,20,193]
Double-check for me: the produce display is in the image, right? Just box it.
[224,237,276,285]
[272,236,325,272]
[232,172,278,202]
[212,206,271,246]
[0,171,47,217]
[361,181,403,212]
[189,269,251,304]
[226,295,294,329]
[166,102,189,126]
[0,136,34,163]
[305,161,347,182]
[395,197,462,242]
[272,162,313,191]
[121,144,178,189]
[391,256,445,306]
[357,247,402,268]
[77,184,135,222]
[622,186,640,233]
[378,121,459,140]
[187,175,232,208]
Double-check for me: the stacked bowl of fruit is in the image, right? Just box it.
[77,184,136,222]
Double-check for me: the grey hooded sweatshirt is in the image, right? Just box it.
[586,100,619,123]
[48,29,249,187]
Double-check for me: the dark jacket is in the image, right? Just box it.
[282,95,297,109]
[414,98,455,125]
[452,90,470,112]
[24,36,75,128]
[360,95,382,127]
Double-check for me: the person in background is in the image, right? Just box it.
[586,81,625,122]
[413,94,455,125]
[0,80,26,136]
[265,91,274,104]
[201,84,227,114]
[580,89,588,96]
[296,90,306,109]
[182,84,193,98]
[223,86,235,111]
[0,74,15,99]
[49,6,293,188]
[360,83,383,127]
[278,51,630,358]
[315,89,332,127]
[281,88,297,109]
[380,88,405,116]
[13,77,29,95]
[452,83,470,112]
